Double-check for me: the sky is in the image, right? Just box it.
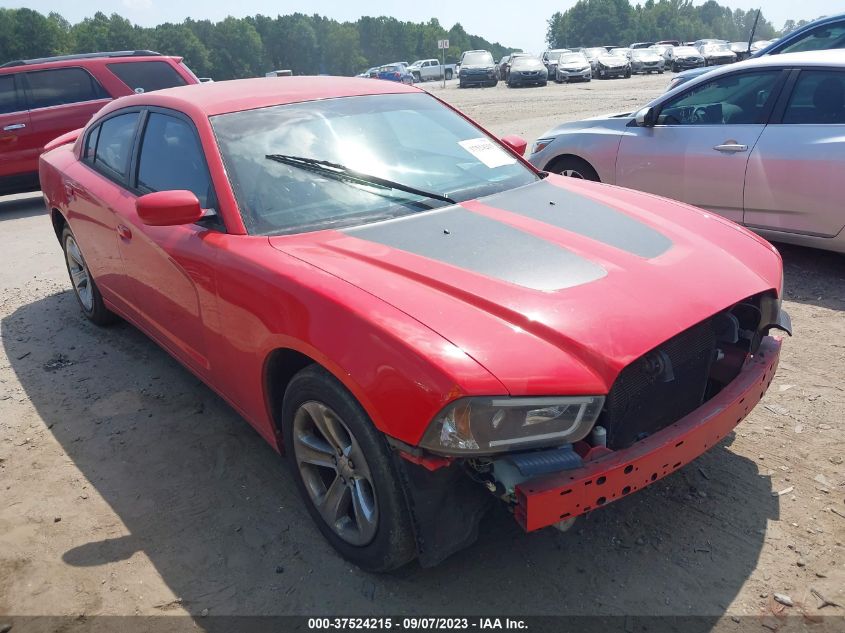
[6,0,838,53]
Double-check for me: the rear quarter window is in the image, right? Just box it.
[93,112,140,178]
[106,61,187,93]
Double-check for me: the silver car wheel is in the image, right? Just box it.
[560,169,586,179]
[293,400,378,546]
[65,235,93,311]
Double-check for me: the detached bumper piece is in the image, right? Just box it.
[514,336,781,531]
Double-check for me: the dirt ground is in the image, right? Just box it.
[0,73,843,629]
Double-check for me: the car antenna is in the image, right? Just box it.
[747,9,761,56]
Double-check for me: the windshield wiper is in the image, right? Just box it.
[266,154,456,205]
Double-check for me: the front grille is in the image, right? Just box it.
[602,318,717,449]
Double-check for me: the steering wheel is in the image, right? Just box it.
[692,106,709,123]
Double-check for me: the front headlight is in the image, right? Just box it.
[532,137,554,154]
[419,396,605,455]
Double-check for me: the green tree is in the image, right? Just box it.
[208,17,263,80]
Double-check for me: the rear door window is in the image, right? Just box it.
[0,74,24,114]
[107,61,187,93]
[24,68,109,109]
[93,112,140,178]
[782,70,845,124]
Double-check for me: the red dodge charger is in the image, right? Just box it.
[39,77,790,571]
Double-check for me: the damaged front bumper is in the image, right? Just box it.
[513,336,781,531]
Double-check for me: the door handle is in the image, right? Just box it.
[64,183,76,199]
[3,123,26,131]
[713,143,748,153]
[117,224,132,240]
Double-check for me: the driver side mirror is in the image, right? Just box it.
[136,190,204,227]
[500,134,528,156]
[635,106,657,127]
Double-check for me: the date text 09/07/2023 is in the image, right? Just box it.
[307,617,529,630]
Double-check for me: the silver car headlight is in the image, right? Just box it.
[419,396,605,455]
[531,137,554,154]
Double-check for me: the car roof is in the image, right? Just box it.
[657,49,845,101]
[757,12,845,57]
[0,51,178,75]
[721,49,845,68]
[97,76,419,118]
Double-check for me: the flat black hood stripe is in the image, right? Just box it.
[343,207,606,292]
[481,181,672,258]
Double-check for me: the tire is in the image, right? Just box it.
[61,225,118,326]
[658,69,664,74]
[282,365,417,572]
[445,69,453,80]
[546,156,600,182]
[672,63,679,72]
[625,68,632,78]
[540,81,547,87]
[488,80,498,87]
[412,72,421,83]
[458,80,465,88]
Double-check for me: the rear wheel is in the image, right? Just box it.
[282,365,417,572]
[547,156,600,182]
[61,226,117,326]
[445,69,453,80]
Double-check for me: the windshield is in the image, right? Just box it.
[560,53,587,63]
[462,52,494,66]
[632,50,654,59]
[674,46,699,55]
[704,43,730,53]
[211,93,538,235]
[511,57,541,69]
[585,48,605,57]
[610,48,630,56]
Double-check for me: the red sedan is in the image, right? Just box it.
[39,77,790,571]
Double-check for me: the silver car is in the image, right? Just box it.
[555,52,592,82]
[528,50,845,253]
[630,49,665,74]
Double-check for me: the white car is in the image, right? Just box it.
[528,50,845,253]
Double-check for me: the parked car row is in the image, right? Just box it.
[670,12,845,90]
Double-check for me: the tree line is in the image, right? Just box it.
[0,9,517,80]
[547,0,783,49]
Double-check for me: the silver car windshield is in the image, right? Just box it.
[560,53,587,64]
[211,93,538,235]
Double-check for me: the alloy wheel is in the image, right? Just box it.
[292,401,378,546]
[560,169,585,179]
[65,235,93,311]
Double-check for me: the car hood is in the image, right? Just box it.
[269,177,780,395]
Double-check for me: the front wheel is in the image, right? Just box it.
[61,226,117,326]
[546,156,600,182]
[625,68,632,78]
[282,365,417,572]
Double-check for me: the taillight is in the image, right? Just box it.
[393,72,400,79]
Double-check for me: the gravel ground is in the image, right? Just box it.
[0,73,843,629]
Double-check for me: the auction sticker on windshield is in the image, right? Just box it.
[458,138,517,168]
